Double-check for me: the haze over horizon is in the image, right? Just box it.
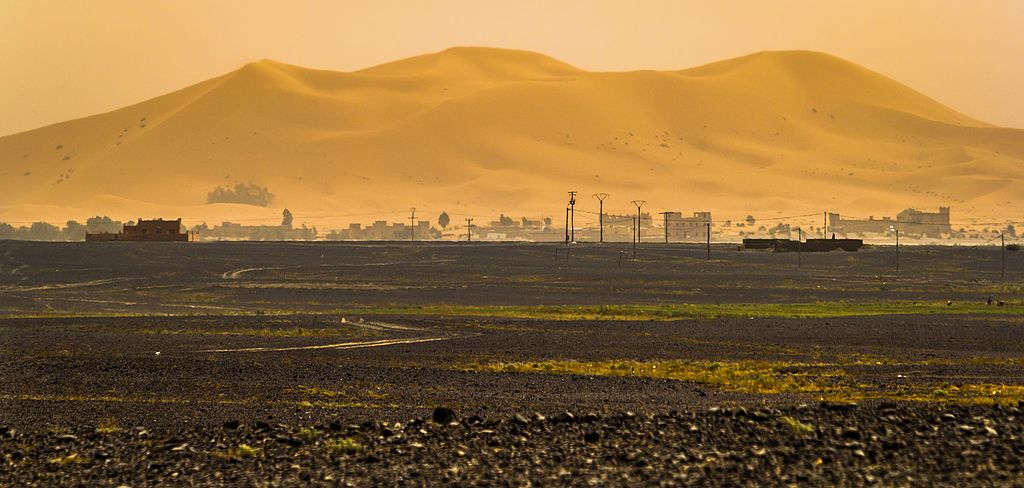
[2,0,1023,137]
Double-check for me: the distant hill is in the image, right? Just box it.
[1,47,1021,227]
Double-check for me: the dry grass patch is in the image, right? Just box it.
[214,444,260,461]
[464,359,847,395]
[325,437,364,455]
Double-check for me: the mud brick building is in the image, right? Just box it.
[86,218,190,242]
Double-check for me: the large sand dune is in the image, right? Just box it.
[1,47,1020,228]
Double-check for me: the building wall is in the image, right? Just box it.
[665,211,712,241]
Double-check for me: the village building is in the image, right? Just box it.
[664,211,712,241]
[335,220,433,240]
[828,207,951,238]
[86,218,190,242]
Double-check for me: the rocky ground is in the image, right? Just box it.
[4,403,1024,486]
[0,242,1021,485]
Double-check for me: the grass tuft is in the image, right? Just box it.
[325,437,364,455]
[214,444,260,461]
[781,416,815,435]
[95,417,122,433]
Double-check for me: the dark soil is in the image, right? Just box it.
[0,242,1022,485]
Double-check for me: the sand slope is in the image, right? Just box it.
[0,47,1020,228]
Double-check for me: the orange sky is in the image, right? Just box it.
[2,0,1022,136]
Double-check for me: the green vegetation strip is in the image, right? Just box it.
[332,301,1022,321]
[2,301,1020,320]
[466,360,845,395]
[463,359,1024,405]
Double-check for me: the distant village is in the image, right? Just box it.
[0,205,1017,245]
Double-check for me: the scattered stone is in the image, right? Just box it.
[223,420,240,430]
[552,412,576,424]
[432,407,457,425]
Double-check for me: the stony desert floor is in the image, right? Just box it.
[0,241,1022,485]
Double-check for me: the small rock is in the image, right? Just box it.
[512,414,530,425]
[583,431,600,443]
[820,401,857,412]
[552,412,576,424]
[56,434,78,442]
[223,420,240,430]
[432,407,457,425]
[254,421,271,431]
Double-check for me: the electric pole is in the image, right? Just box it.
[895,229,900,274]
[1001,233,1006,280]
[824,211,828,239]
[631,200,646,245]
[466,218,473,242]
[564,207,570,244]
[659,212,670,243]
[797,227,802,267]
[593,193,609,243]
[568,191,577,243]
[706,222,711,261]
[632,216,637,260]
[409,207,416,242]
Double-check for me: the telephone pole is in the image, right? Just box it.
[797,227,802,267]
[632,216,637,260]
[706,222,711,261]
[564,207,570,244]
[568,191,577,243]
[465,218,473,242]
[409,207,416,242]
[659,212,670,243]
[631,200,646,245]
[593,193,609,243]
[1001,233,1006,279]
[895,229,900,274]
[823,211,828,239]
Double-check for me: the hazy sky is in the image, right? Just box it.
[2,0,1022,136]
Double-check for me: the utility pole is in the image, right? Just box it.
[564,207,570,244]
[797,227,802,267]
[1001,233,1006,280]
[631,200,646,245]
[465,218,473,242]
[593,193,609,243]
[895,229,900,274]
[632,216,637,260]
[660,212,670,243]
[409,207,416,242]
[568,191,577,243]
[706,222,711,261]
[824,211,827,239]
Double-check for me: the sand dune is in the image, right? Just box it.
[0,47,1020,228]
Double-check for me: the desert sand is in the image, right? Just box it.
[0,47,1020,229]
